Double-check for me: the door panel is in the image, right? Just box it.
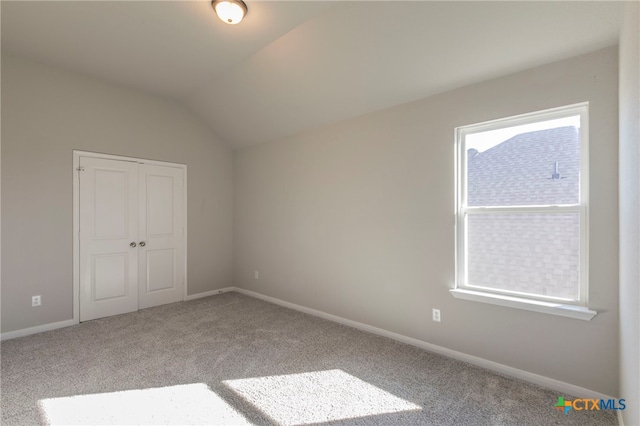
[146,175,174,236]
[93,169,129,238]
[138,164,184,309]
[146,249,175,292]
[93,254,128,300]
[80,157,138,322]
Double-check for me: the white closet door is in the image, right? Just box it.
[79,157,139,322]
[138,164,185,309]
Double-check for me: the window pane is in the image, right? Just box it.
[466,213,580,300]
[466,118,580,207]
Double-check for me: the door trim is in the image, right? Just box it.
[73,150,188,323]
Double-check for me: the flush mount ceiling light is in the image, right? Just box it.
[212,0,248,25]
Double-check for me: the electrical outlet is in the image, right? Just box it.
[432,308,441,322]
[254,271,259,280]
[32,295,42,307]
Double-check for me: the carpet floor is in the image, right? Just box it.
[1,292,618,425]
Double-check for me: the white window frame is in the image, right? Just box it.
[450,103,597,321]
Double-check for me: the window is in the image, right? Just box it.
[451,103,596,320]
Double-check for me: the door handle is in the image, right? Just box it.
[139,241,146,247]
[130,242,137,247]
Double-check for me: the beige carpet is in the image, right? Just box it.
[1,292,618,425]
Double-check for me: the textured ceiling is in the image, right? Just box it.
[1,1,623,149]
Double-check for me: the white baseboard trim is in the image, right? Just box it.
[0,286,619,405]
[184,287,235,301]
[234,287,616,401]
[2,288,236,341]
[0,319,78,341]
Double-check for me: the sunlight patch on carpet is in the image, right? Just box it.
[223,369,422,424]
[38,383,250,425]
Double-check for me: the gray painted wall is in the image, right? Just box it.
[619,2,640,425]
[234,47,619,395]
[1,54,234,333]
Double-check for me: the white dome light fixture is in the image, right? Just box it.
[212,0,248,25]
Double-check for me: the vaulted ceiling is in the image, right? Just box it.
[1,1,623,149]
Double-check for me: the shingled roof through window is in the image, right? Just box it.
[466,126,581,300]
[467,126,580,207]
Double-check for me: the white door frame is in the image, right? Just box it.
[73,150,188,323]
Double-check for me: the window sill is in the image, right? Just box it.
[449,289,597,321]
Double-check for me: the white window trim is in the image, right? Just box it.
[450,289,597,321]
[452,103,596,320]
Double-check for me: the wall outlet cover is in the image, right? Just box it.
[432,308,441,322]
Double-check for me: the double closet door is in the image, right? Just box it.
[79,156,185,322]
